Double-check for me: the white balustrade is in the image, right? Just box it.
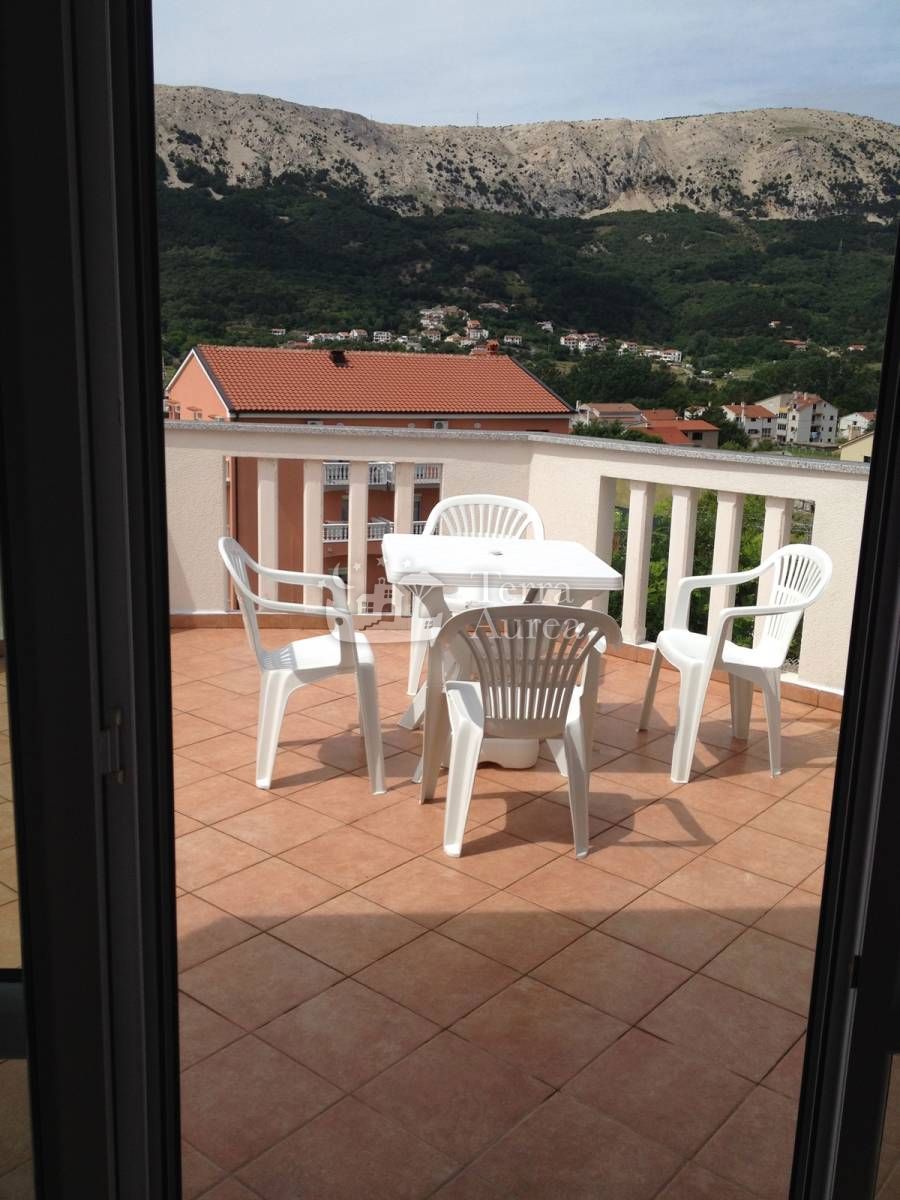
[164,422,870,693]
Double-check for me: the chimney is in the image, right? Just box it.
[486,340,500,355]
[329,348,347,366]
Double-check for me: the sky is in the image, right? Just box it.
[152,0,900,127]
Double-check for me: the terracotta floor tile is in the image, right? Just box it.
[565,1027,751,1154]
[702,928,815,1015]
[438,890,586,972]
[601,889,743,971]
[174,813,203,838]
[590,751,686,799]
[658,1163,755,1199]
[622,797,741,852]
[175,774,273,825]
[351,751,423,791]
[305,693,375,731]
[637,733,741,774]
[354,794,450,854]
[532,930,690,1022]
[196,1180,260,1200]
[173,755,221,788]
[207,665,267,695]
[749,797,831,850]
[640,975,806,1081]
[706,826,824,886]
[228,750,343,796]
[190,693,264,733]
[357,1031,552,1164]
[664,775,778,825]
[763,1036,806,1101]
[453,977,627,1087]
[592,714,667,753]
[431,1093,680,1200]
[788,769,835,813]
[272,891,424,974]
[798,864,824,895]
[546,774,659,825]
[179,732,260,772]
[181,1142,224,1200]
[175,828,268,892]
[179,934,341,1030]
[428,826,558,888]
[258,978,437,1090]
[181,1035,340,1172]
[177,894,257,971]
[281,825,415,888]
[428,771,537,824]
[172,680,235,713]
[237,1096,455,1200]
[295,772,410,823]
[196,858,342,930]
[477,756,569,798]
[487,796,606,855]
[585,826,695,887]
[707,755,821,799]
[213,798,340,854]
[695,1086,798,1200]
[172,713,231,750]
[508,857,644,927]
[656,856,790,925]
[355,857,495,927]
[356,931,517,1026]
[179,993,243,1070]
[755,889,821,950]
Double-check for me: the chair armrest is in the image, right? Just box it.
[671,565,765,629]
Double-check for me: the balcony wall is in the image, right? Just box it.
[164,422,869,693]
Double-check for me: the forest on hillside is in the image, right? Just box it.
[156,174,896,387]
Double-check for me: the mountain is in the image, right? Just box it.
[155,85,900,220]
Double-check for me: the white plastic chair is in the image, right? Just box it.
[639,544,832,784]
[419,605,622,858]
[406,494,545,696]
[218,537,385,793]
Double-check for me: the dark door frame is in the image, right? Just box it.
[793,233,900,1198]
[0,0,179,1194]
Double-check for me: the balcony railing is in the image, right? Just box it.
[165,422,869,694]
[323,461,440,487]
[322,519,394,543]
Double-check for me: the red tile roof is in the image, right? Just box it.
[724,404,776,419]
[192,345,569,416]
[642,417,719,446]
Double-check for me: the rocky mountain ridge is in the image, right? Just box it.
[155,84,900,220]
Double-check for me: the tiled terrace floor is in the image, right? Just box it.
[169,625,851,1200]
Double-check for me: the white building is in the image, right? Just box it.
[466,320,489,341]
[372,331,395,344]
[537,320,554,332]
[723,403,778,444]
[839,411,876,439]
[760,392,840,447]
[348,328,368,341]
[560,333,581,350]
[502,334,523,346]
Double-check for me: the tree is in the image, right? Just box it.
[571,419,663,443]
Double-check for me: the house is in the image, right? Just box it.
[421,330,442,343]
[466,320,489,341]
[723,403,779,444]
[502,334,523,346]
[618,340,640,354]
[372,330,395,344]
[840,430,875,463]
[479,301,509,314]
[768,320,782,328]
[639,411,720,448]
[847,344,867,353]
[167,343,572,598]
[560,333,581,349]
[760,391,840,447]
[348,329,368,341]
[657,348,683,364]
[270,327,286,337]
[839,411,876,439]
[575,402,645,428]
[782,339,809,352]
[443,332,463,345]
[577,333,602,352]
[537,320,554,332]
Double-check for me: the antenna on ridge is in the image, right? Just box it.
[476,111,479,127]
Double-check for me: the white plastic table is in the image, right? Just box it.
[382,533,624,770]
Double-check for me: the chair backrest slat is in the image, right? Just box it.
[757,544,832,654]
[423,494,544,542]
[434,605,621,738]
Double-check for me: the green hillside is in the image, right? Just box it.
[156,175,895,392]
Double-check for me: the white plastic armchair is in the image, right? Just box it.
[218,537,385,793]
[406,494,545,696]
[419,605,622,858]
[639,544,832,783]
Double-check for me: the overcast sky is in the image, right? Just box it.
[153,0,900,127]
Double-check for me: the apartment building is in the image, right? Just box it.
[723,402,779,444]
[761,391,840,446]
[166,343,572,596]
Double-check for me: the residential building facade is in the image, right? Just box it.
[761,392,840,447]
[723,403,779,444]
